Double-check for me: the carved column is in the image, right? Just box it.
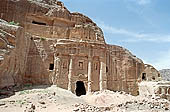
[99,58,107,91]
[87,57,92,93]
[53,53,60,85]
[162,87,165,94]
[68,55,73,91]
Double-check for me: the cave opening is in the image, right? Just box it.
[142,73,146,80]
[75,81,86,96]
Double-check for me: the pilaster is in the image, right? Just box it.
[99,58,107,91]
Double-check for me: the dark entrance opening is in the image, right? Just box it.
[49,63,54,70]
[158,73,160,77]
[106,66,108,73]
[75,81,86,96]
[142,73,146,80]
[32,21,46,25]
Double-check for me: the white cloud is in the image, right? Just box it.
[95,20,170,70]
[97,21,170,43]
[126,0,151,5]
[148,50,170,70]
[137,0,151,5]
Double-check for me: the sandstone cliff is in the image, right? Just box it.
[0,0,145,95]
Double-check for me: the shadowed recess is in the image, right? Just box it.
[75,81,86,96]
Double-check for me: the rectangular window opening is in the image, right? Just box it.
[32,20,46,25]
[79,62,83,70]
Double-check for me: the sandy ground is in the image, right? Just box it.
[0,84,170,112]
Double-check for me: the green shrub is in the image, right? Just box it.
[40,37,46,41]
[24,83,32,88]
[9,21,19,26]
[19,90,30,95]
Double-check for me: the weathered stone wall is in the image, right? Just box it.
[141,64,161,81]
[0,0,70,26]
[41,42,107,93]
[106,45,144,95]
[0,0,105,43]
[0,21,51,88]
[0,0,146,95]
[139,82,170,101]
[156,85,170,100]
[23,37,50,85]
[0,22,28,88]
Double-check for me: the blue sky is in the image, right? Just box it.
[61,0,170,70]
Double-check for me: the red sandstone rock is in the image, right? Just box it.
[0,0,145,95]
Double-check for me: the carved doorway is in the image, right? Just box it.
[142,73,147,80]
[75,81,86,96]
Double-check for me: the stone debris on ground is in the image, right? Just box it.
[0,0,170,112]
[0,85,169,112]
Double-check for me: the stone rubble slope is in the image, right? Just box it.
[0,85,170,112]
[0,85,85,112]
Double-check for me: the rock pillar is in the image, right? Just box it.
[53,53,60,85]
[68,55,73,91]
[87,57,92,93]
[99,58,107,91]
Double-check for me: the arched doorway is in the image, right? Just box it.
[75,81,86,96]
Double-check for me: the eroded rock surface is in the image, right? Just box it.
[160,69,170,81]
[140,64,161,82]
[0,0,145,95]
